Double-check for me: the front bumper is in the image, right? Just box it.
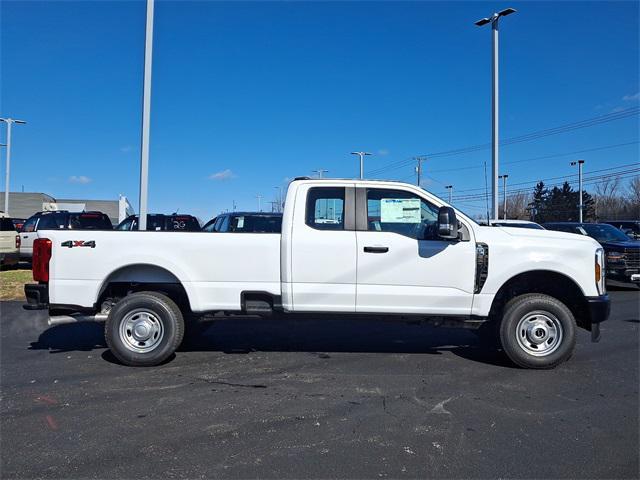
[24,283,49,310]
[585,294,610,343]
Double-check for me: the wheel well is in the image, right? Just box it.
[490,271,589,329]
[97,264,191,313]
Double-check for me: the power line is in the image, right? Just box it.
[367,107,639,177]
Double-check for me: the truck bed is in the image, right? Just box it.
[44,230,282,311]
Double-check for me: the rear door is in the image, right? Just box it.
[289,184,357,311]
[355,186,476,315]
[0,217,17,254]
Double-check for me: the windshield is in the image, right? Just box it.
[578,224,631,242]
[494,222,544,230]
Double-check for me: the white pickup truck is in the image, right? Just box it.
[24,178,610,369]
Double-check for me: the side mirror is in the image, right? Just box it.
[437,206,458,240]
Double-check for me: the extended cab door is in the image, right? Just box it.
[355,186,476,315]
[288,184,357,311]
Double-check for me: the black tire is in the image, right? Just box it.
[105,291,184,367]
[499,293,576,369]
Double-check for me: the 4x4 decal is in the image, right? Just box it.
[61,240,96,248]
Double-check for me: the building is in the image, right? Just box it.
[0,192,134,225]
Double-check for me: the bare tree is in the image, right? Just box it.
[499,192,531,219]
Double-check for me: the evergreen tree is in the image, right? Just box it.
[528,181,548,222]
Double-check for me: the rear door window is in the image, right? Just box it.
[306,187,345,230]
[36,214,65,230]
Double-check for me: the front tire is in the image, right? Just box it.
[105,291,184,367]
[499,294,576,369]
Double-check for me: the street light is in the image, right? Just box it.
[571,160,585,222]
[445,185,453,204]
[274,186,283,212]
[312,169,329,179]
[138,0,155,230]
[498,174,509,219]
[475,7,516,220]
[0,117,27,215]
[351,152,372,179]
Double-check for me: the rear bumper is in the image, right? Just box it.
[23,283,49,310]
[585,294,610,342]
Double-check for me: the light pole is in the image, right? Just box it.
[445,185,453,204]
[256,194,263,212]
[312,169,329,179]
[0,118,27,215]
[571,160,585,222]
[499,174,509,219]
[138,0,155,230]
[351,152,372,179]
[475,7,516,220]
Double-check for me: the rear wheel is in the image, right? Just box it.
[499,294,576,369]
[105,291,184,366]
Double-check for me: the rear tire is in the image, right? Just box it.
[105,291,184,367]
[499,293,576,369]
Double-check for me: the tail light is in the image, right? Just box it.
[33,238,52,282]
[15,235,20,249]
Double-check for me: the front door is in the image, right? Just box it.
[356,187,476,315]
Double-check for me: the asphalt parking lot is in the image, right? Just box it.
[1,289,638,479]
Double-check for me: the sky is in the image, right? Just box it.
[1,0,638,220]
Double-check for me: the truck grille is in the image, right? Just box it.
[624,248,640,270]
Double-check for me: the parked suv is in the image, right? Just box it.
[202,212,282,233]
[117,214,201,232]
[544,222,640,284]
[0,214,20,267]
[602,220,640,240]
[20,211,113,259]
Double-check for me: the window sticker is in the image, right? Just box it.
[380,198,421,223]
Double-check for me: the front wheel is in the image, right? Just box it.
[105,291,184,367]
[500,294,576,369]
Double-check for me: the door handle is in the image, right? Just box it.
[22,235,28,239]
[364,246,389,254]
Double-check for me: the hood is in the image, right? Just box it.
[482,225,597,244]
[598,239,640,250]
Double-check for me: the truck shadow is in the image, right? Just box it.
[29,314,513,368]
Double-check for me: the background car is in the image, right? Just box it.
[602,220,640,240]
[544,222,640,284]
[489,219,545,230]
[202,212,283,233]
[117,214,201,232]
[0,213,20,267]
[20,211,113,259]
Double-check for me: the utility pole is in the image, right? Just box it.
[0,118,27,215]
[232,200,237,211]
[475,7,516,220]
[414,157,425,187]
[571,160,585,222]
[274,186,283,212]
[312,169,329,179]
[256,194,263,212]
[445,185,453,204]
[351,152,372,179]
[499,174,509,219]
[138,0,155,230]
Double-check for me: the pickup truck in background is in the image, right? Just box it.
[0,214,20,267]
[202,212,283,233]
[24,179,610,369]
[20,211,113,259]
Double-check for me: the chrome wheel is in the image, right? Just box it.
[119,309,164,353]
[515,311,563,357]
